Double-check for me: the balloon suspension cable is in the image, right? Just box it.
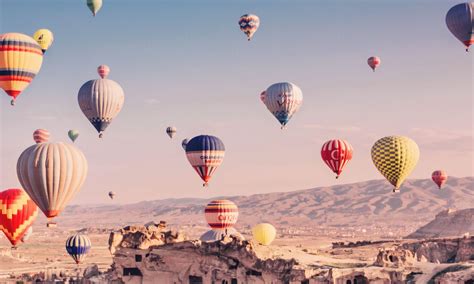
[10,99,15,106]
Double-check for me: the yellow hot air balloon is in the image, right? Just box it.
[252,223,276,246]
[17,142,88,227]
[0,33,43,105]
[371,136,419,193]
[33,29,54,53]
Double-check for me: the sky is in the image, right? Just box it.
[0,0,472,204]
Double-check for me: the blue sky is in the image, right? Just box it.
[0,0,472,204]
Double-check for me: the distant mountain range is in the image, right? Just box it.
[46,177,473,234]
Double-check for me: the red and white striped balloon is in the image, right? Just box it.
[321,139,353,178]
[97,65,110,79]
[432,170,448,189]
[367,56,381,72]
[204,200,238,230]
[33,129,50,144]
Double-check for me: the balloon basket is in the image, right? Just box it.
[47,222,57,228]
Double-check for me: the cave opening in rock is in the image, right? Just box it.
[189,275,203,284]
[354,275,368,284]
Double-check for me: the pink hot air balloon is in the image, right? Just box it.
[432,170,448,189]
[97,65,110,79]
[33,129,50,143]
[367,56,381,72]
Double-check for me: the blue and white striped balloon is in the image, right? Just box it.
[185,135,225,186]
[65,234,91,264]
[260,82,303,129]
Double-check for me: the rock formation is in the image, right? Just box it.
[406,208,474,239]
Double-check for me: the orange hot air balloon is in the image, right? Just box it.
[432,170,448,189]
[33,129,50,143]
[0,33,44,105]
[0,189,38,247]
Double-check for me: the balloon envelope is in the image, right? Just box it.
[321,139,353,178]
[166,126,177,138]
[0,33,43,105]
[239,14,260,40]
[97,65,110,79]
[181,138,189,150]
[432,170,448,189]
[68,129,80,142]
[17,142,88,225]
[66,234,91,264]
[204,200,238,230]
[252,223,276,246]
[200,228,244,242]
[260,82,303,128]
[33,129,50,144]
[0,189,38,246]
[185,135,225,186]
[108,191,115,199]
[78,72,125,138]
[87,0,102,16]
[446,3,474,51]
[371,136,419,192]
[33,29,54,53]
[367,56,381,71]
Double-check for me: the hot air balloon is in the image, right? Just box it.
[321,139,353,179]
[68,129,80,143]
[33,29,53,53]
[200,228,244,242]
[166,126,177,139]
[371,136,419,192]
[108,191,115,200]
[432,170,448,189]
[204,200,238,230]
[446,2,474,51]
[0,189,38,247]
[181,138,189,150]
[185,135,225,186]
[367,56,381,72]
[260,82,303,129]
[97,65,110,79]
[238,14,260,41]
[78,66,125,138]
[33,129,50,144]
[17,142,88,227]
[21,226,33,243]
[87,0,102,16]
[252,223,276,246]
[0,33,43,106]
[66,234,91,264]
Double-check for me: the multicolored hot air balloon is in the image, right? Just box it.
[367,56,381,72]
[108,191,115,200]
[204,200,238,230]
[371,136,420,192]
[185,135,225,186]
[17,142,88,226]
[238,14,260,41]
[181,138,189,150]
[33,129,50,144]
[87,0,102,16]
[68,129,80,143]
[33,29,54,54]
[78,66,124,138]
[260,82,303,129]
[166,126,177,139]
[0,33,43,105]
[0,189,38,247]
[66,234,91,264]
[252,223,276,246]
[97,64,110,79]
[446,2,474,51]
[432,170,448,189]
[321,139,353,179]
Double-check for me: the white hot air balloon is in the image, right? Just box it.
[260,82,303,129]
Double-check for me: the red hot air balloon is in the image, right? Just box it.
[367,56,381,72]
[0,189,38,247]
[97,65,110,79]
[321,139,353,179]
[432,170,448,189]
[204,200,238,230]
[33,129,50,143]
